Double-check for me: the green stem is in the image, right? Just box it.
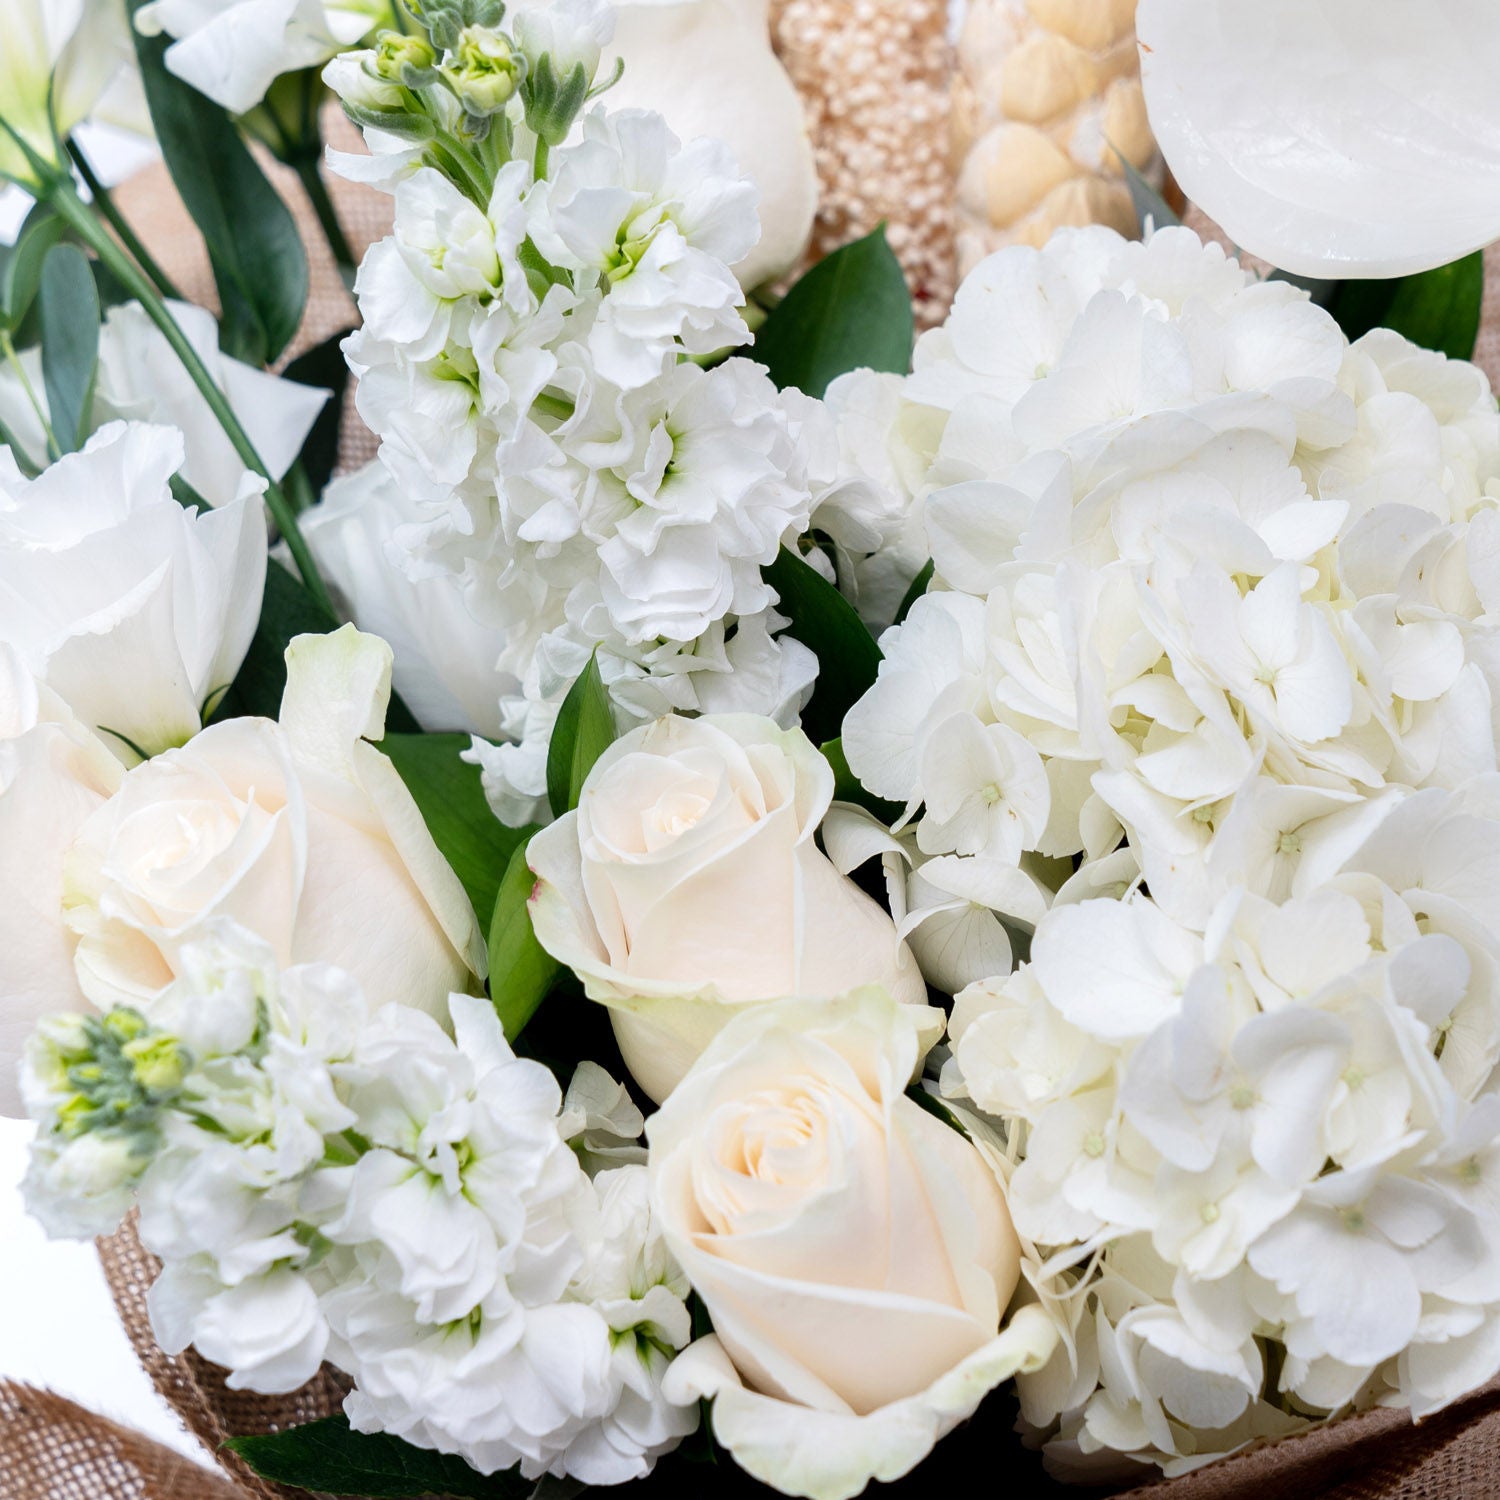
[0,329,59,460]
[533,137,549,182]
[293,154,357,280]
[45,180,335,615]
[66,142,183,301]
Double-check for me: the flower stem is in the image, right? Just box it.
[45,179,335,615]
[66,142,183,302]
[0,328,59,461]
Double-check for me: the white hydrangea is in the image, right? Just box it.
[843,226,1500,988]
[940,797,1500,1475]
[22,921,696,1483]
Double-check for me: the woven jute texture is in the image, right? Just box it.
[0,1380,241,1500]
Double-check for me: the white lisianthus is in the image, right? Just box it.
[527,713,931,1102]
[134,0,396,113]
[0,0,141,185]
[651,989,1055,1500]
[0,423,267,760]
[1137,0,1500,278]
[62,625,485,1017]
[0,649,121,1118]
[301,462,512,738]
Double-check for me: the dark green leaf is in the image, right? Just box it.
[488,837,556,1042]
[1113,147,1180,233]
[380,732,529,923]
[894,559,934,625]
[227,1415,529,1498]
[1267,266,1342,310]
[545,652,616,819]
[281,327,353,497]
[820,737,902,825]
[764,547,882,745]
[39,243,100,453]
[1329,251,1486,361]
[0,208,67,331]
[754,225,913,397]
[213,560,422,729]
[127,0,308,363]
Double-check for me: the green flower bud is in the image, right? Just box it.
[124,1034,191,1095]
[443,26,524,117]
[373,30,440,89]
[102,1007,148,1045]
[521,51,591,149]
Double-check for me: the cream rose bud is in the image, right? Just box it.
[526,713,929,1103]
[62,626,486,1018]
[0,423,267,762]
[650,991,1057,1500]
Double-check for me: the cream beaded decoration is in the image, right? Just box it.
[769,0,956,328]
[951,0,1161,277]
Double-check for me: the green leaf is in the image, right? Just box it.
[894,559,934,625]
[38,243,101,453]
[127,0,308,364]
[488,837,557,1042]
[1329,251,1486,361]
[1113,147,1180,234]
[545,652,616,819]
[380,732,529,923]
[227,1415,530,1498]
[754,225,913,398]
[764,547,883,745]
[0,207,67,331]
[281,327,354,497]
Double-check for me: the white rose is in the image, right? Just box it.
[649,991,1056,1500]
[527,713,929,1103]
[0,423,267,760]
[63,625,485,1017]
[0,648,121,1117]
[301,461,512,738]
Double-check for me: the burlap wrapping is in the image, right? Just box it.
[10,21,1500,1500]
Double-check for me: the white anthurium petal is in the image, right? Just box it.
[663,1308,1059,1500]
[1138,0,1500,278]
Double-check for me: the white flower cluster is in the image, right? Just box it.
[22,922,695,1485]
[322,0,907,823]
[844,225,1500,988]
[942,788,1500,1476]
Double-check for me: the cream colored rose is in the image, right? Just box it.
[526,713,929,1103]
[62,626,485,1017]
[649,990,1056,1500]
[0,647,122,1117]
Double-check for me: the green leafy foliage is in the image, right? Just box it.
[227,1416,530,1498]
[1114,148,1180,233]
[380,733,530,924]
[754,226,913,397]
[546,652,616,818]
[127,0,308,364]
[763,547,882,745]
[38,243,100,453]
[820,737,901,825]
[488,837,557,1041]
[1329,251,1486,361]
[212,560,340,721]
[0,207,67,332]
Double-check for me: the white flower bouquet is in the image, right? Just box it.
[5,1,1500,1497]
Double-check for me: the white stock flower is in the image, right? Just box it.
[134,0,395,113]
[63,625,486,1017]
[651,990,1054,1500]
[1137,0,1500,278]
[528,713,930,1102]
[0,423,267,759]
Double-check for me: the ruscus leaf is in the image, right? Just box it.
[545,652,615,819]
[38,242,101,453]
[488,837,556,1042]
